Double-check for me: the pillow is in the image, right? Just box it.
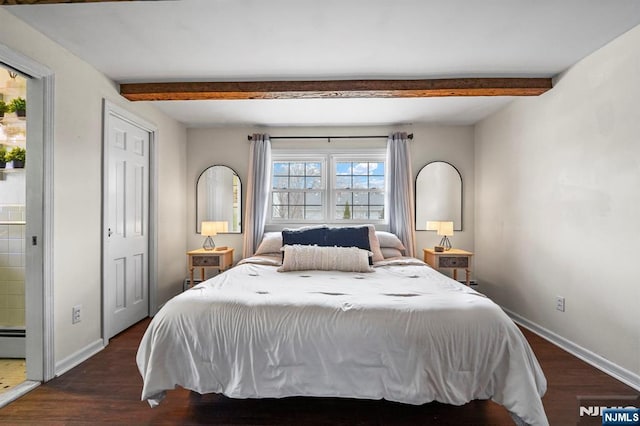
[282,226,328,246]
[278,245,372,273]
[375,231,406,251]
[364,225,384,262]
[326,226,372,265]
[381,247,403,259]
[254,232,283,255]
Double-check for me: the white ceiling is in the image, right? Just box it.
[7,0,640,127]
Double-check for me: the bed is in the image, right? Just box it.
[137,228,548,425]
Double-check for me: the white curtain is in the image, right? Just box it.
[242,134,272,258]
[387,132,416,257]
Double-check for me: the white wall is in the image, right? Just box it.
[0,10,188,364]
[475,24,640,381]
[187,124,474,279]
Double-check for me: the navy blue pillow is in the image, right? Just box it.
[282,227,328,246]
[326,226,372,264]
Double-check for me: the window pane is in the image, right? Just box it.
[370,205,385,220]
[289,205,304,220]
[352,176,368,189]
[370,192,385,205]
[289,177,305,189]
[336,191,352,205]
[272,205,288,219]
[290,162,305,175]
[369,162,384,175]
[305,206,323,220]
[306,162,321,176]
[336,205,353,219]
[336,162,351,175]
[273,176,289,189]
[305,176,321,189]
[369,176,384,189]
[289,192,305,205]
[336,176,351,189]
[352,162,368,175]
[305,191,322,205]
[352,206,369,219]
[353,191,369,205]
[272,192,289,204]
[273,162,289,176]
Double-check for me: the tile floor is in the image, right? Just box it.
[0,358,25,394]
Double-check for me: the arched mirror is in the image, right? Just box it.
[415,161,462,231]
[196,165,242,233]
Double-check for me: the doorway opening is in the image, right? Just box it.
[0,66,27,395]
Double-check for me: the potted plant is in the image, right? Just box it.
[6,146,25,168]
[8,97,26,117]
[0,100,8,119]
[0,146,6,169]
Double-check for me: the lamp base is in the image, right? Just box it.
[439,236,452,251]
[202,236,215,251]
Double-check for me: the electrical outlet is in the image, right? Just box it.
[72,305,82,324]
[555,296,565,312]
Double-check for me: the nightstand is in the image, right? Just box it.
[187,248,234,288]
[423,248,473,285]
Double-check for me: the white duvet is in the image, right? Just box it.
[137,258,548,425]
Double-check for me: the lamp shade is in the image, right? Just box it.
[426,221,440,231]
[437,221,454,236]
[201,221,228,236]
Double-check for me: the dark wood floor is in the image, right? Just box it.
[0,319,637,425]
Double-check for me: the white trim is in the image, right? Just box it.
[54,339,104,377]
[504,308,640,392]
[0,42,55,382]
[101,100,159,345]
[0,381,39,409]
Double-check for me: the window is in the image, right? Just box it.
[334,161,385,221]
[269,150,386,225]
[271,160,325,221]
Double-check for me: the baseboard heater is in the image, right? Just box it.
[0,328,26,358]
[0,328,25,338]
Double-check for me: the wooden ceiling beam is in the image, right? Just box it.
[119,78,552,101]
[1,1,139,4]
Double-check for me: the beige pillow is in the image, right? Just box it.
[375,231,406,251]
[254,232,283,255]
[278,245,372,273]
[364,225,384,262]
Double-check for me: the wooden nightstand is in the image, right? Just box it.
[423,248,473,285]
[187,248,234,288]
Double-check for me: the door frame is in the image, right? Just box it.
[101,100,158,347]
[0,42,55,383]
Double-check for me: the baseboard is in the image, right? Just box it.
[55,339,104,377]
[504,308,640,392]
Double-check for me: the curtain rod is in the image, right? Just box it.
[247,134,413,141]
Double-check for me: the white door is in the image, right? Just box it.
[104,112,150,339]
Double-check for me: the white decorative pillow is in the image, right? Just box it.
[254,232,283,255]
[375,231,406,251]
[278,245,373,273]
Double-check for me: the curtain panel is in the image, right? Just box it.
[242,134,272,258]
[387,132,416,257]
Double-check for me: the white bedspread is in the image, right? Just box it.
[137,259,548,425]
